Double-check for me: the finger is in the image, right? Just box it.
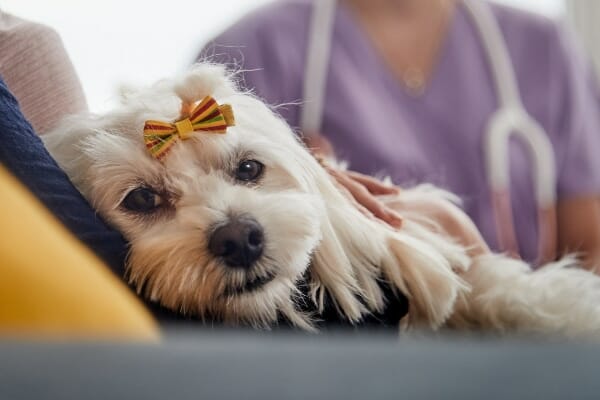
[382,208,404,229]
[334,171,403,228]
[303,133,336,158]
[328,171,376,218]
[345,171,400,195]
[357,195,403,229]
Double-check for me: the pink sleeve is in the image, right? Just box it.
[0,13,88,134]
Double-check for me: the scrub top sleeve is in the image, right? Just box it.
[550,24,600,198]
[199,18,306,130]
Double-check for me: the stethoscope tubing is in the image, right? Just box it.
[463,0,557,263]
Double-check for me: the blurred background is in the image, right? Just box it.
[0,0,568,112]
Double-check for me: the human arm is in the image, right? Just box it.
[335,167,490,256]
[202,6,489,257]
[557,197,600,272]
[316,146,489,256]
[548,24,600,271]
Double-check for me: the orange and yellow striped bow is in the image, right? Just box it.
[143,96,235,160]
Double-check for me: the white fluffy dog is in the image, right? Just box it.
[44,65,600,336]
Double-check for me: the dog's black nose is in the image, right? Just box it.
[208,216,264,269]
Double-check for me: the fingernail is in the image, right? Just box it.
[387,210,403,228]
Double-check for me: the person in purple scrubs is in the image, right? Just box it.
[200,0,600,268]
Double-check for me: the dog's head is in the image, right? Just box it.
[45,65,468,330]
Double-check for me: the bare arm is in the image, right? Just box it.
[557,196,600,272]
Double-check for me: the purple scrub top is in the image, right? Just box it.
[201,0,600,262]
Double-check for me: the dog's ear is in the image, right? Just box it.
[174,64,237,105]
[384,225,470,329]
[303,158,470,328]
[42,114,105,190]
[303,162,396,323]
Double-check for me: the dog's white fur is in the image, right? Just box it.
[44,65,600,336]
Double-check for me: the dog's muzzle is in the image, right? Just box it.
[208,215,264,269]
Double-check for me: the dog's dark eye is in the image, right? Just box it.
[122,188,163,213]
[235,160,264,182]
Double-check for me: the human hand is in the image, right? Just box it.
[328,164,489,255]
[317,154,488,255]
[322,164,404,229]
[302,134,335,158]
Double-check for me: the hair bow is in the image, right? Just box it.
[143,96,235,160]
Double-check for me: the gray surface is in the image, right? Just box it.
[0,330,598,399]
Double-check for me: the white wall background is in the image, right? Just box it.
[0,0,564,112]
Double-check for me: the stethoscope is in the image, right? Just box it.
[300,0,557,264]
